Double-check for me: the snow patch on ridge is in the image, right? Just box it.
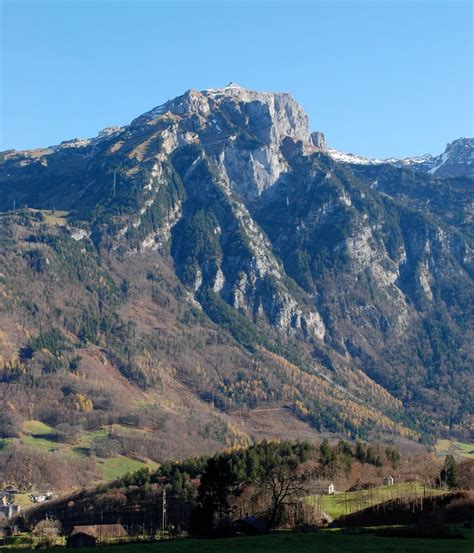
[325,148,433,167]
[428,151,450,174]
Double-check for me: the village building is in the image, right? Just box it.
[28,493,53,503]
[66,524,128,548]
[383,475,395,486]
[0,504,20,519]
[313,480,336,495]
[235,515,266,535]
[2,486,18,496]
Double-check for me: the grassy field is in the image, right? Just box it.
[26,208,69,226]
[7,528,474,553]
[16,420,157,484]
[0,208,69,226]
[75,428,111,449]
[22,421,56,435]
[436,439,474,459]
[307,482,445,519]
[10,494,35,509]
[96,456,158,481]
[21,420,62,452]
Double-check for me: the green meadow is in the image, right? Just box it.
[6,528,474,553]
[308,482,445,519]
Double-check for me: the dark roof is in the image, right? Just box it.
[239,516,265,530]
[70,524,128,538]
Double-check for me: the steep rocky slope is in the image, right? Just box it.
[0,84,472,487]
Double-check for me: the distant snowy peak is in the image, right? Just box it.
[426,137,474,177]
[325,137,474,178]
[325,149,433,167]
[325,148,398,166]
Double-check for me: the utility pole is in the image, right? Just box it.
[161,489,167,535]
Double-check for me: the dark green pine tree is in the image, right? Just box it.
[442,455,459,489]
[355,441,366,462]
[188,455,237,536]
[319,439,331,466]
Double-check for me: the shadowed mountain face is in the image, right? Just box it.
[0,84,472,483]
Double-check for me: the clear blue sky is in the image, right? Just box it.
[1,0,472,158]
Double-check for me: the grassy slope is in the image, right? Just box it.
[436,439,474,460]
[17,421,157,484]
[308,483,444,519]
[0,208,70,226]
[9,528,474,553]
[26,208,69,226]
[22,421,56,435]
[96,456,158,481]
[11,494,34,509]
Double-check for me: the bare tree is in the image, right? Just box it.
[257,460,312,533]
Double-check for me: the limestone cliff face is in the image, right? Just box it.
[130,82,311,199]
[108,83,325,340]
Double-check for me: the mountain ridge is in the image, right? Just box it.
[3,83,471,179]
[323,136,474,177]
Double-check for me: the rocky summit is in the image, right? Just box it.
[0,85,472,488]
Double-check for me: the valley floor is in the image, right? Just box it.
[7,528,474,553]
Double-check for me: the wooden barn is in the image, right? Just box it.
[66,524,128,547]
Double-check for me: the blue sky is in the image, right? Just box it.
[1,0,472,158]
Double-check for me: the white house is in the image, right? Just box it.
[314,480,336,495]
[383,475,394,486]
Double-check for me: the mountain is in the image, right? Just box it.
[401,137,474,177]
[321,136,474,178]
[0,84,472,489]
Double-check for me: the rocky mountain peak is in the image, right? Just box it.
[412,137,474,177]
[126,85,314,199]
[203,83,311,145]
[133,84,311,147]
